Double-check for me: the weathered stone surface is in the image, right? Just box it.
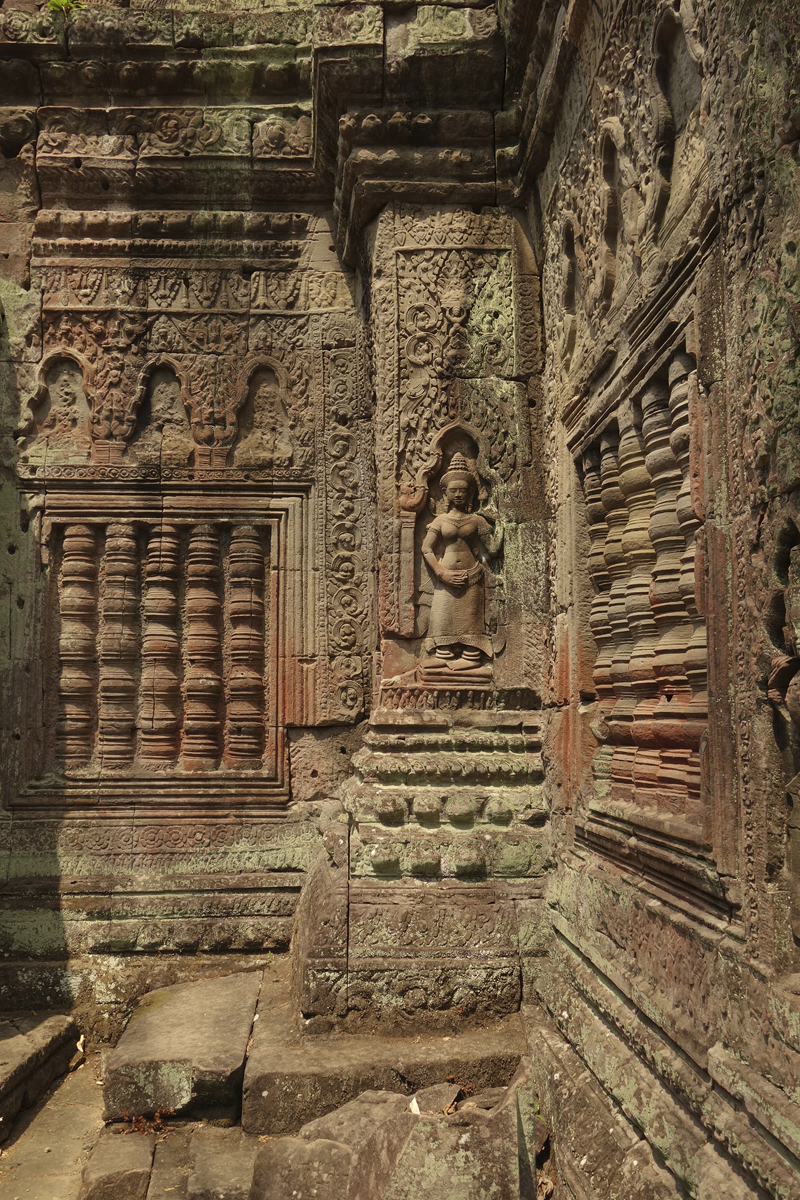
[249,1137,353,1200]
[103,972,261,1121]
[80,1129,155,1200]
[297,1090,410,1148]
[146,1128,193,1200]
[246,1068,537,1200]
[0,1056,105,1200]
[1,1,799,1196]
[352,1108,522,1200]
[187,1126,259,1200]
[410,1083,462,1115]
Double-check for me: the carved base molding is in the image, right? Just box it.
[293,705,551,1028]
[533,929,799,1199]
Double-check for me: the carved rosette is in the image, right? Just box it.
[226,525,265,766]
[56,524,98,767]
[139,525,182,764]
[182,524,223,769]
[98,523,139,768]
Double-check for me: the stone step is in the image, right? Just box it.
[241,967,528,1135]
[0,1012,81,1142]
[102,971,262,1123]
[78,1062,539,1200]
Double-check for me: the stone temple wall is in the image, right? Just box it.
[0,0,798,1194]
[518,0,800,1194]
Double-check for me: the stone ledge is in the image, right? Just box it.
[0,1011,80,1142]
[242,964,528,1135]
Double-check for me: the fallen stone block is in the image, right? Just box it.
[80,1128,155,1200]
[103,972,262,1122]
[411,1083,462,1114]
[349,1102,524,1200]
[297,1090,411,1148]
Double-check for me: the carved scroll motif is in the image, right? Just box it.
[139,525,182,764]
[98,523,138,768]
[226,525,265,766]
[56,524,98,767]
[325,348,366,719]
[182,524,223,769]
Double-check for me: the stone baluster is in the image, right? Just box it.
[668,353,707,704]
[582,445,615,706]
[226,525,265,766]
[590,430,626,793]
[56,524,98,767]
[668,352,707,825]
[617,402,660,809]
[641,382,693,817]
[138,525,182,764]
[600,428,635,802]
[182,524,223,769]
[641,382,693,698]
[98,523,138,767]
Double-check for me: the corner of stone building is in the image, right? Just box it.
[0,1,798,1195]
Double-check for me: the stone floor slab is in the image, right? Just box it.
[145,1128,193,1200]
[0,1056,105,1200]
[187,1125,259,1200]
[104,972,262,1123]
[80,1128,155,1200]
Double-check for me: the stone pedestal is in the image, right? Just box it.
[293,689,549,1029]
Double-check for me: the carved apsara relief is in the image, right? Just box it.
[369,202,532,682]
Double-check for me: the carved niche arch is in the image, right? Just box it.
[232,350,314,471]
[414,419,497,509]
[131,356,194,467]
[22,350,94,458]
[233,354,297,470]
